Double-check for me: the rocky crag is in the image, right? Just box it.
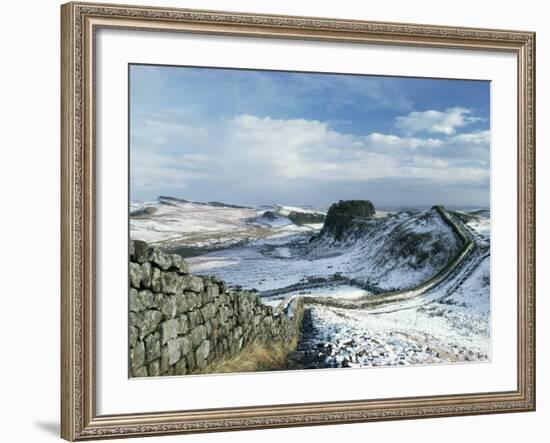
[129,240,304,377]
[320,200,376,240]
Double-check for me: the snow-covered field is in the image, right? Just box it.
[130,197,491,369]
[130,198,317,249]
[297,256,490,368]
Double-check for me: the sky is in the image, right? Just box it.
[130,64,490,208]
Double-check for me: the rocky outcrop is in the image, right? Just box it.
[321,200,375,240]
[129,240,304,377]
[261,209,325,226]
[287,211,325,226]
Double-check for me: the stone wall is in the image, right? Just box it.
[129,240,304,377]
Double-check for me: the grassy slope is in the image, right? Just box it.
[200,337,299,374]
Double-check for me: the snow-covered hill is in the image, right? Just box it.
[305,208,462,291]
[130,197,325,251]
[130,197,260,247]
[292,209,491,369]
[189,207,464,299]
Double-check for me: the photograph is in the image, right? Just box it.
[128,65,492,377]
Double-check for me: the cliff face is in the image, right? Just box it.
[129,240,304,377]
[321,200,375,240]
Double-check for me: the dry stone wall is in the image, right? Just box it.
[129,240,304,377]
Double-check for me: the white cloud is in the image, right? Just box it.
[449,130,490,145]
[395,107,481,135]
[131,113,490,203]
[221,114,486,183]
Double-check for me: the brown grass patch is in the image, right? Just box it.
[201,337,298,375]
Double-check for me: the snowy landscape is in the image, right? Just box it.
[130,197,491,369]
[129,64,491,372]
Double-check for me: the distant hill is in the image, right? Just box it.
[157,196,251,209]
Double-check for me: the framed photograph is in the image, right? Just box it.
[61,1,536,440]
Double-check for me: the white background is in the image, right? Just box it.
[0,0,547,442]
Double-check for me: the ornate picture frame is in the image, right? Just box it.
[61,1,535,440]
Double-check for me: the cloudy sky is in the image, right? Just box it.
[130,64,490,208]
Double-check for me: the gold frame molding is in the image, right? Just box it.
[61,1,536,440]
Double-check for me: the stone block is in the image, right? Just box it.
[140,262,152,288]
[188,309,203,328]
[148,360,160,377]
[129,326,139,348]
[129,262,143,288]
[129,239,135,259]
[205,283,219,301]
[186,351,196,372]
[175,357,187,375]
[166,338,182,365]
[175,293,189,314]
[133,366,148,377]
[200,302,216,320]
[161,272,181,295]
[150,267,162,292]
[195,340,211,369]
[130,340,145,371]
[183,275,204,293]
[178,315,189,335]
[161,319,180,345]
[149,247,173,270]
[180,334,193,356]
[132,240,151,264]
[144,332,161,362]
[130,289,156,313]
[136,310,163,339]
[160,295,178,319]
[170,254,189,275]
[191,325,207,347]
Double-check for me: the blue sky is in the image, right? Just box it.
[130,64,490,208]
